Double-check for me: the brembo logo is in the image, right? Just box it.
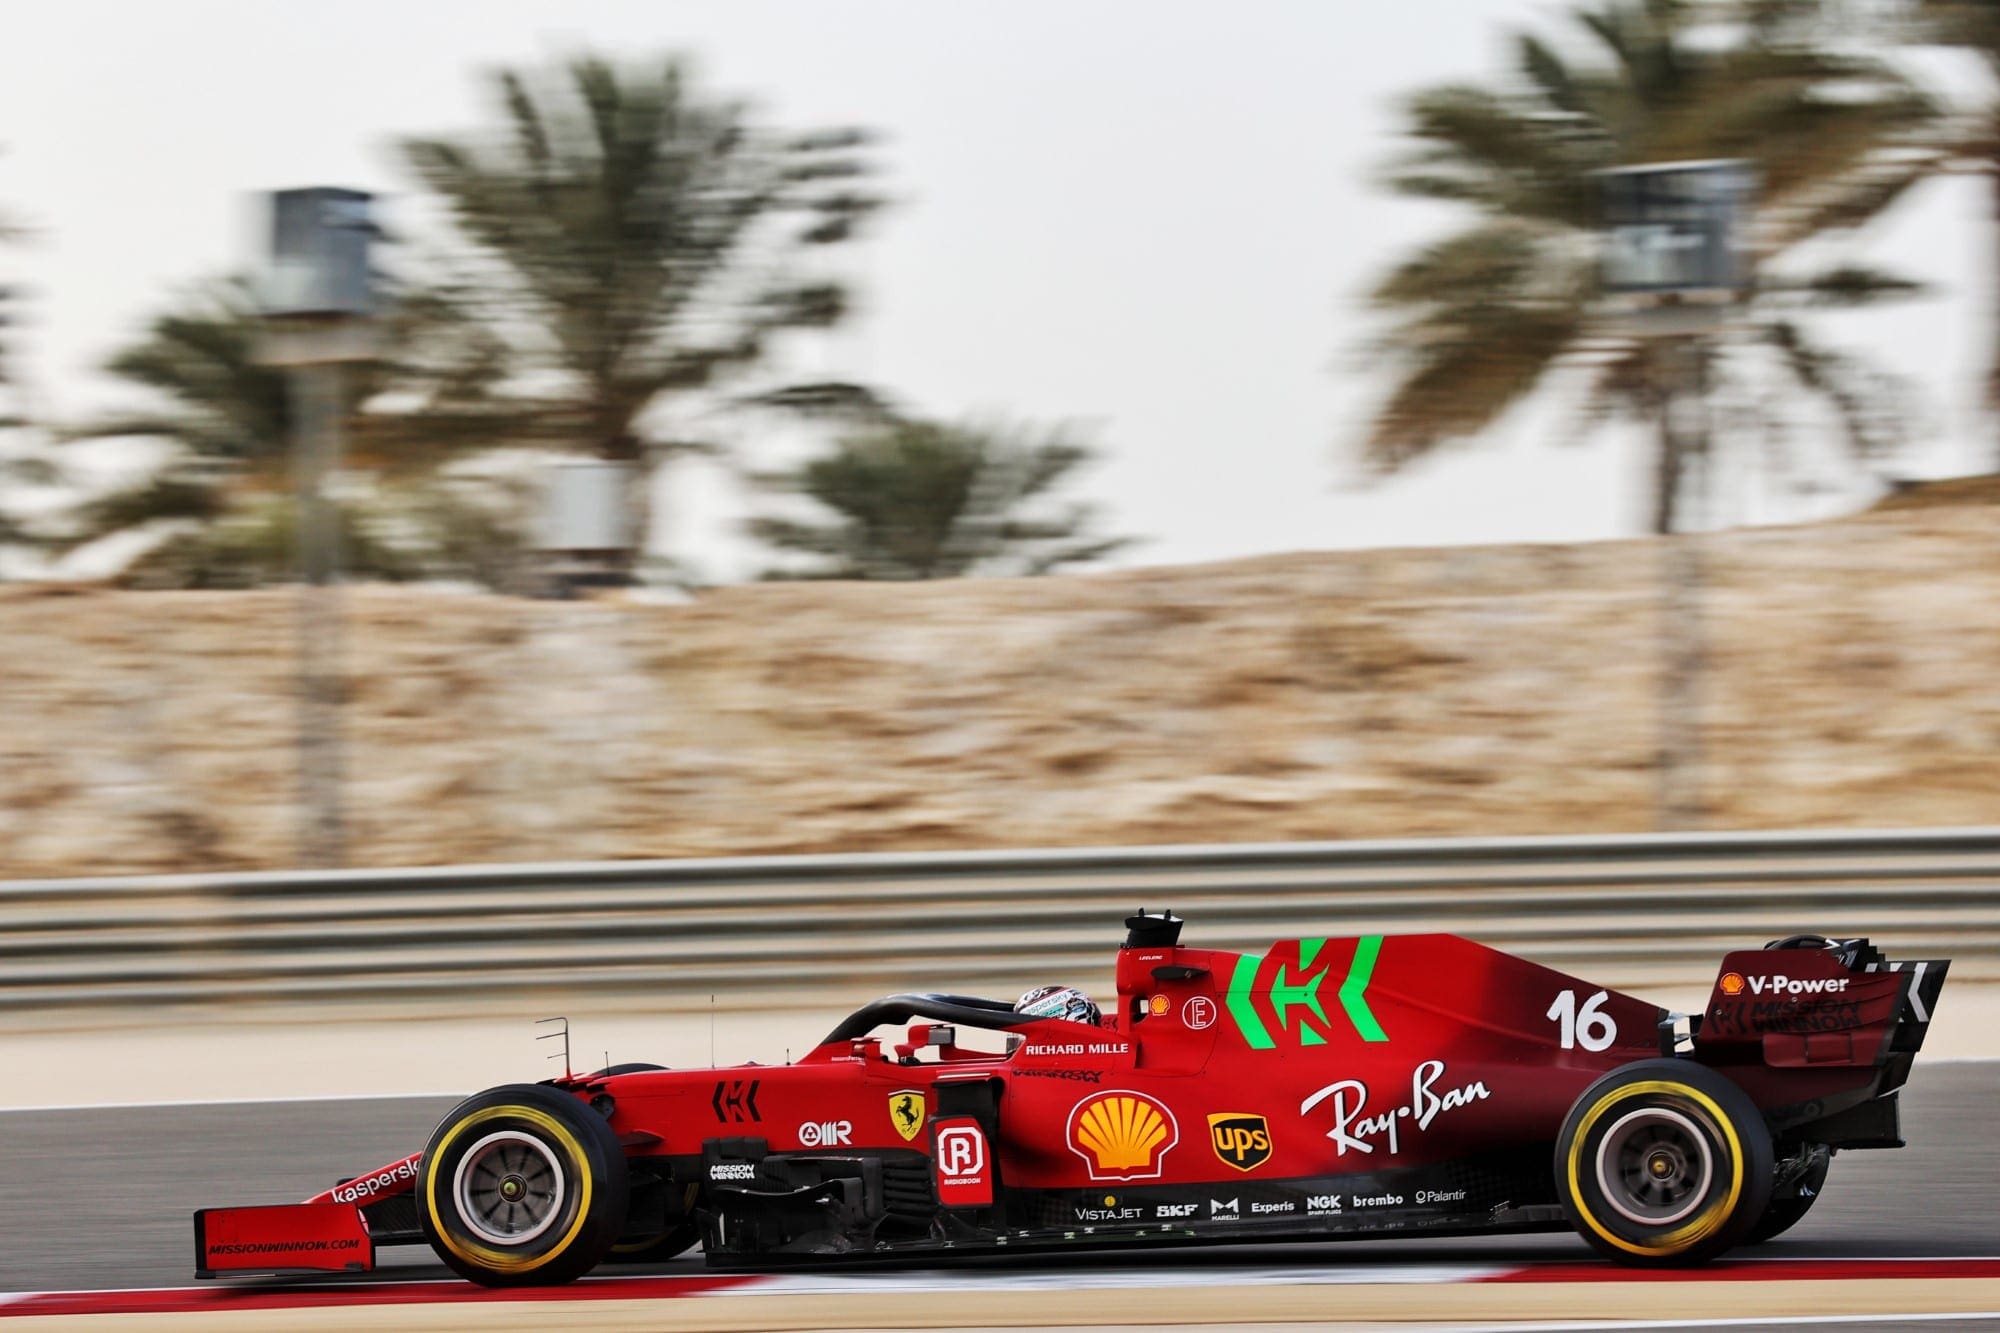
[329,1154,421,1204]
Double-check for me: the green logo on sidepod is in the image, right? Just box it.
[1225,934,1388,1049]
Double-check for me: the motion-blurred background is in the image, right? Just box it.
[0,0,1995,880]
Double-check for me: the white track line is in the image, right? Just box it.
[1401,1315,2000,1331]
[0,1090,465,1114]
[10,1256,1995,1304]
[731,1263,1510,1295]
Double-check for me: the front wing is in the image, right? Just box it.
[194,1201,372,1278]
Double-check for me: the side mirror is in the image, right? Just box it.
[925,1025,957,1048]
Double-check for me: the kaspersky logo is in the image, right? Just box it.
[1225,936,1388,1049]
[1068,1091,1179,1181]
[1207,1113,1272,1172]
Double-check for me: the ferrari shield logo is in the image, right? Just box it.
[889,1089,927,1142]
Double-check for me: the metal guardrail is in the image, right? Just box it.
[2,827,1997,1012]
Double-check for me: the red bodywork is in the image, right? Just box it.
[195,925,1944,1278]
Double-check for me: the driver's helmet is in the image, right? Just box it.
[1015,984,1101,1026]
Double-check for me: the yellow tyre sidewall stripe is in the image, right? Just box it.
[1565,1078,1744,1258]
[423,1104,595,1274]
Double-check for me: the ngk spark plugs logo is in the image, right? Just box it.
[932,1118,992,1207]
[1067,1091,1179,1181]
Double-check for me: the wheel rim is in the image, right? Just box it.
[1595,1105,1713,1227]
[450,1130,568,1246]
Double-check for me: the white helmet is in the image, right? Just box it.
[1015,984,1101,1026]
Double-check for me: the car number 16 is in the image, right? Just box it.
[1547,988,1618,1052]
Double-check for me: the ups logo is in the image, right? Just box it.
[1207,1113,1272,1172]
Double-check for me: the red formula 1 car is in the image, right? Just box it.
[195,914,1948,1285]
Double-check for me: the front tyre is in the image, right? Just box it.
[1555,1059,1772,1267]
[420,1084,628,1287]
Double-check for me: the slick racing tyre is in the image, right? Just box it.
[1745,1143,1830,1244]
[420,1083,629,1287]
[1555,1059,1773,1267]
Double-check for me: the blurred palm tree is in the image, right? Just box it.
[1364,0,1941,533]
[0,183,24,430]
[0,185,44,556]
[56,274,534,586]
[751,418,1132,580]
[401,54,878,560]
[1910,0,2000,457]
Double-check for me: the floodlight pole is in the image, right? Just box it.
[292,360,346,867]
[1657,340,1709,832]
[259,187,377,870]
[1594,159,1753,834]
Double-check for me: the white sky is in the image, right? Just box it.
[1,0,1993,577]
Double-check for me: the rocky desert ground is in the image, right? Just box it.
[1,498,1995,878]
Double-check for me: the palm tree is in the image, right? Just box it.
[0,184,24,430]
[0,187,43,557]
[56,274,533,586]
[1364,0,1941,533]
[1909,0,2000,460]
[750,418,1133,580]
[400,55,878,559]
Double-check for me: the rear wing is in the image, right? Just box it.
[1693,935,1949,1068]
[1860,952,1949,1054]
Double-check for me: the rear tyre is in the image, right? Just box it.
[1745,1144,1830,1244]
[1555,1059,1772,1267]
[419,1083,628,1287]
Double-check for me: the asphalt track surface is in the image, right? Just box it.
[1,1061,1996,1321]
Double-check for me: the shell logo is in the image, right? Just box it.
[1067,1091,1179,1181]
[1720,972,1745,996]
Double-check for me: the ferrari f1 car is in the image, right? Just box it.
[194,914,1948,1284]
